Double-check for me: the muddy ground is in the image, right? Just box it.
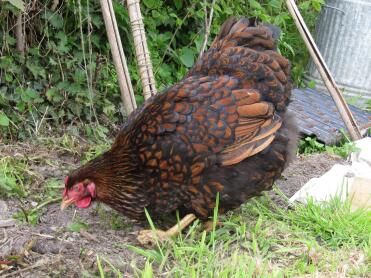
[0,145,346,277]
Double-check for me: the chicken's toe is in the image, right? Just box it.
[137,229,168,247]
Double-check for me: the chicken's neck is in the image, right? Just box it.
[70,143,146,214]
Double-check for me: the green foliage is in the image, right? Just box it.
[299,135,359,158]
[125,194,369,276]
[299,136,326,155]
[68,221,89,232]
[4,0,25,12]
[13,197,61,225]
[0,156,34,197]
[81,140,112,163]
[0,0,323,140]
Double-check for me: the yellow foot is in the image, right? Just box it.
[137,213,197,247]
[137,229,168,247]
[203,220,223,232]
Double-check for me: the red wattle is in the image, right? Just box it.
[75,196,92,208]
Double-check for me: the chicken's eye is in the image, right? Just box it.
[73,184,80,192]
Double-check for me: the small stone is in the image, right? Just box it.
[40,226,55,234]
[0,219,17,228]
[31,201,38,207]
[32,240,66,254]
[0,201,8,219]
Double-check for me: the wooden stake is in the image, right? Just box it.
[199,0,216,58]
[286,0,362,141]
[100,0,137,115]
[126,0,157,100]
[15,13,25,55]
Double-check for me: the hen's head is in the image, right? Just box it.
[61,176,97,210]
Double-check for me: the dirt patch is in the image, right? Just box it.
[272,153,348,205]
[1,201,145,277]
[0,150,346,276]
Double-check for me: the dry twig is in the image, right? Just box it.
[1,256,62,278]
[80,230,100,243]
[199,0,216,58]
[285,0,361,140]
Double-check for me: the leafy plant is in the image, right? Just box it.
[298,136,326,155]
[125,193,370,276]
[0,0,324,140]
[0,156,36,197]
[299,134,359,159]
[68,221,89,232]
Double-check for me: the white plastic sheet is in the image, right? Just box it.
[289,137,371,210]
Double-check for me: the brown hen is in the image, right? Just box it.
[62,18,298,245]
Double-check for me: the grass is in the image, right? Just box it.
[98,190,370,277]
[1,136,369,276]
[298,133,359,158]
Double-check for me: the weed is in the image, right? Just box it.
[298,134,359,159]
[68,221,89,232]
[121,193,370,277]
[81,141,111,164]
[13,197,61,225]
[0,156,37,198]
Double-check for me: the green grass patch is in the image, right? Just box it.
[101,192,370,277]
[298,134,359,158]
[0,156,38,198]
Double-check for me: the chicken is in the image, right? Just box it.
[61,17,298,245]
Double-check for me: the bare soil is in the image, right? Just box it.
[0,145,346,277]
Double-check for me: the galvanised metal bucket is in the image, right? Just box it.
[304,0,371,102]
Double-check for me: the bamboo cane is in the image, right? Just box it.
[100,0,137,115]
[285,0,361,141]
[126,0,157,100]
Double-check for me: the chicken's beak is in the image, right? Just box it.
[60,197,75,211]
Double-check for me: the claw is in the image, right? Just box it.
[137,229,168,247]
[137,213,197,248]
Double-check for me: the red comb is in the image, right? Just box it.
[64,176,69,186]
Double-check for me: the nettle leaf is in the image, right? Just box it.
[179,47,195,68]
[21,88,38,102]
[299,1,311,10]
[249,0,263,11]
[68,222,88,232]
[0,56,12,69]
[91,14,103,28]
[174,0,182,10]
[56,31,69,53]
[143,0,159,9]
[46,88,63,103]
[269,0,282,9]
[5,34,16,46]
[5,73,13,82]
[26,61,46,79]
[43,11,64,29]
[90,34,101,48]
[0,112,10,126]
[312,0,323,12]
[5,0,25,12]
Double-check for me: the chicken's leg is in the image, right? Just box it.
[137,213,197,246]
[203,219,223,232]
